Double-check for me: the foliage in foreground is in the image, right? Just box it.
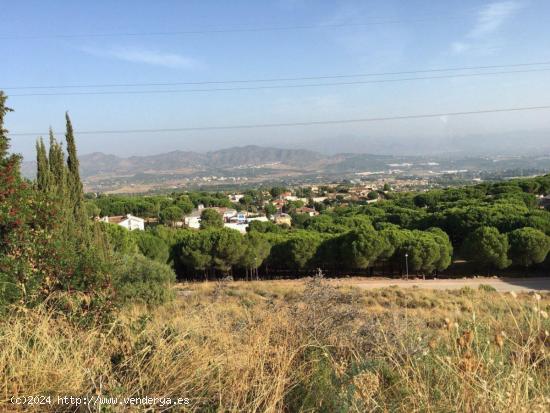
[1,281,548,412]
[0,92,175,315]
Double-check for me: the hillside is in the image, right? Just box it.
[22,145,330,178]
[20,144,550,193]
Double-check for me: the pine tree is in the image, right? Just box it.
[35,137,51,192]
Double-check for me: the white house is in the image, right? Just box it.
[248,216,269,223]
[99,214,145,231]
[312,197,327,203]
[295,207,319,217]
[224,222,248,234]
[184,209,202,229]
[222,208,239,221]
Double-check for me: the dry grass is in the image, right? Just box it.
[1,279,549,412]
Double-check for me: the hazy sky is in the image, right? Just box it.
[2,0,550,158]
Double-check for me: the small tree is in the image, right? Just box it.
[101,222,137,254]
[210,228,246,275]
[341,228,387,270]
[463,226,511,270]
[427,227,453,272]
[367,191,379,200]
[240,232,271,279]
[264,203,277,218]
[180,231,214,278]
[135,231,170,263]
[35,137,52,192]
[399,232,440,275]
[160,206,183,227]
[64,113,85,226]
[48,130,67,198]
[508,227,550,267]
[286,233,321,270]
[114,254,175,306]
[270,187,287,198]
[175,197,194,214]
[85,201,101,218]
[200,208,223,229]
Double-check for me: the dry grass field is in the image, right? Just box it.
[1,278,549,412]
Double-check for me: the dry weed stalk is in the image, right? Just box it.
[0,282,548,412]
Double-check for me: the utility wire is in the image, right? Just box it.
[0,15,468,40]
[3,60,550,90]
[10,104,550,137]
[7,68,550,97]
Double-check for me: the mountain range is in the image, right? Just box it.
[20,144,550,193]
[22,145,393,179]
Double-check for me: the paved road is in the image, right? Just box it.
[349,277,550,292]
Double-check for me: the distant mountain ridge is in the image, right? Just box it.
[20,144,550,191]
[22,145,332,178]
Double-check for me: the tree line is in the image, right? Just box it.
[103,177,550,280]
[0,92,175,315]
[90,150,550,280]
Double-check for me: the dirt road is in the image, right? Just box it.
[348,277,550,292]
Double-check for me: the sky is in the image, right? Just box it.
[1,0,550,158]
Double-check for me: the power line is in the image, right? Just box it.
[3,60,550,90]
[0,15,468,40]
[10,104,550,137]
[7,68,550,97]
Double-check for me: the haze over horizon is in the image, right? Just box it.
[2,0,550,159]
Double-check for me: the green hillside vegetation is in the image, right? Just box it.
[89,173,550,280]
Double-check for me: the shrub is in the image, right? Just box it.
[134,231,169,263]
[462,226,511,270]
[101,222,137,254]
[508,227,550,267]
[200,208,224,229]
[160,205,183,226]
[113,254,175,306]
[478,284,497,293]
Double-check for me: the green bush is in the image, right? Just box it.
[507,227,550,267]
[101,222,137,254]
[478,284,497,293]
[114,255,176,306]
[134,231,170,264]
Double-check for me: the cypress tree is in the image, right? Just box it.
[48,128,67,198]
[0,92,11,156]
[65,112,83,210]
[64,113,91,243]
[0,91,17,167]
[35,137,51,192]
[1,93,113,311]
